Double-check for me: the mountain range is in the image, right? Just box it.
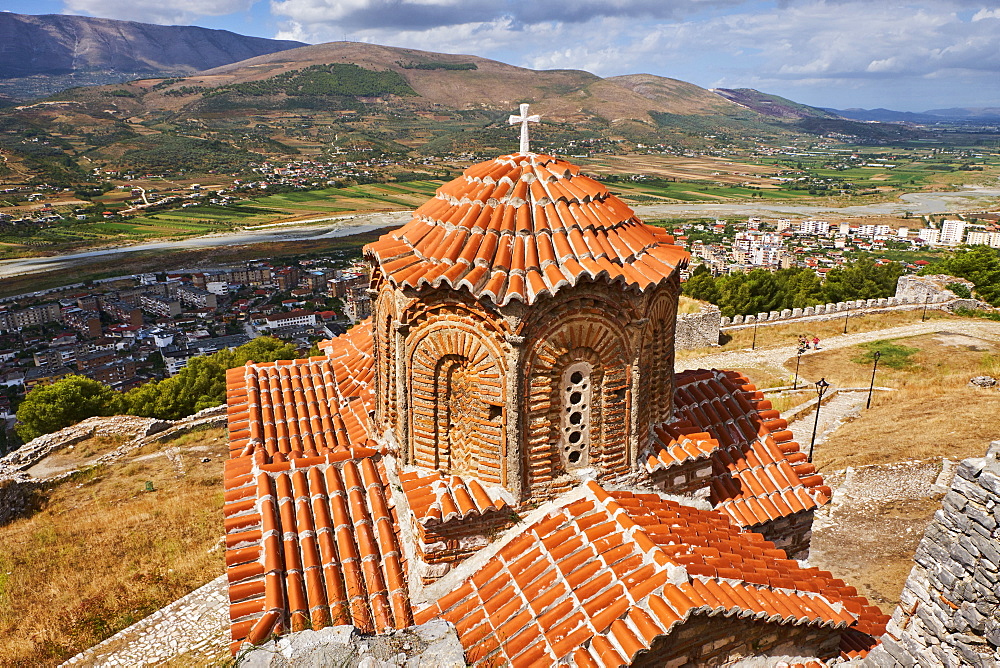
[0,12,305,97]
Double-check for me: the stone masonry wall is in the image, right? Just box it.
[675,303,722,350]
[719,294,951,329]
[863,441,1000,668]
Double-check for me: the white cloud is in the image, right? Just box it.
[64,0,256,23]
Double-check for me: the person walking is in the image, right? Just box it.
[812,336,820,350]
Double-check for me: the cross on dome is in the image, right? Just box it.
[508,103,540,154]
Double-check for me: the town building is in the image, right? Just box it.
[221,148,887,664]
[0,302,62,332]
[176,285,218,310]
[940,219,967,245]
[262,309,318,330]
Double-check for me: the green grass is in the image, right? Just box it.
[852,339,921,370]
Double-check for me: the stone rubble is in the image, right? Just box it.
[862,441,1000,668]
[969,376,998,388]
[241,619,466,668]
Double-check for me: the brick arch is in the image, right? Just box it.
[642,288,679,429]
[523,309,632,496]
[407,321,506,485]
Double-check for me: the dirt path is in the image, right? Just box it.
[786,390,869,456]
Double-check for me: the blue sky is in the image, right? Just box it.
[4,0,1000,111]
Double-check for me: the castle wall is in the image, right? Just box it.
[675,303,721,350]
[864,441,1000,668]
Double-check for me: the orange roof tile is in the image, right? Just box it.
[417,482,884,666]
[225,320,374,462]
[646,369,832,528]
[364,153,688,305]
[399,467,515,528]
[223,448,412,654]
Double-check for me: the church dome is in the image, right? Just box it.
[364,152,688,305]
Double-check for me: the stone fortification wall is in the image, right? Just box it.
[895,274,974,303]
[720,294,953,330]
[0,406,227,526]
[863,441,1000,668]
[675,302,722,350]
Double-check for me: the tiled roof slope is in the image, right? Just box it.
[399,467,515,528]
[415,482,886,666]
[224,320,374,462]
[648,369,832,528]
[223,447,412,655]
[364,152,689,305]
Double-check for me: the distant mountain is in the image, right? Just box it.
[0,13,305,95]
[712,88,838,120]
[923,107,1000,120]
[825,107,1000,123]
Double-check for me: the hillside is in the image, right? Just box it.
[0,41,928,183]
[0,13,305,98]
[712,88,839,120]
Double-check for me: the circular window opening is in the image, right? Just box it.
[568,431,582,444]
[569,391,582,404]
[569,411,583,425]
[568,451,581,463]
[570,371,584,384]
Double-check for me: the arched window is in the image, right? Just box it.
[560,362,593,468]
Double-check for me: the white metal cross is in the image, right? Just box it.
[508,103,540,154]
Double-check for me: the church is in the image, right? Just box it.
[220,109,888,666]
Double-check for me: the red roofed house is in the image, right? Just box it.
[222,145,887,665]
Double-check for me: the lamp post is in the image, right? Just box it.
[843,303,850,334]
[808,378,831,463]
[751,321,758,350]
[866,351,881,409]
[793,348,803,390]
[921,294,930,322]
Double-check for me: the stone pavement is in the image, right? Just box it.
[60,574,230,667]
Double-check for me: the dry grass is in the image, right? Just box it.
[795,332,1000,471]
[0,427,229,667]
[677,295,707,315]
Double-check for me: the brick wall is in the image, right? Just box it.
[675,302,721,350]
[650,458,714,496]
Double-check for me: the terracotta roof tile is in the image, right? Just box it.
[222,449,412,654]
[645,369,831,529]
[226,321,374,463]
[364,153,688,305]
[416,482,885,666]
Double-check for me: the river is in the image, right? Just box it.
[1,185,998,281]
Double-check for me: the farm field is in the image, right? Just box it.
[0,180,445,258]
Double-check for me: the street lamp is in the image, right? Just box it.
[843,303,850,334]
[866,351,881,409]
[808,378,831,463]
[921,294,930,322]
[751,321,759,350]
[793,348,804,390]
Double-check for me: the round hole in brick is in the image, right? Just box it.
[570,391,582,404]
[569,411,582,425]
[568,431,581,444]
[570,371,583,384]
[568,451,581,463]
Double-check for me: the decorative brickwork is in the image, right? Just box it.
[521,291,634,498]
[407,315,507,484]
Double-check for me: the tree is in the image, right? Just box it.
[920,246,1000,305]
[15,376,121,442]
[122,336,299,420]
